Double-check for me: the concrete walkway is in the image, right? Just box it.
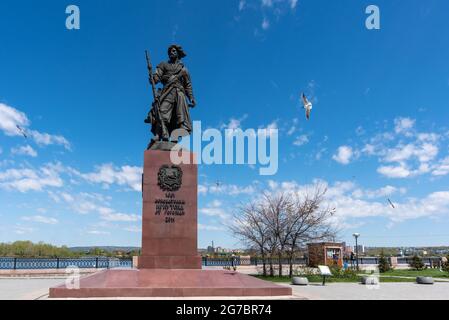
[281,282,449,300]
[2,277,449,300]
[0,277,301,300]
[0,278,67,300]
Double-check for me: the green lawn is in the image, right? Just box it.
[255,275,417,283]
[381,269,449,279]
[254,272,447,284]
[255,275,359,283]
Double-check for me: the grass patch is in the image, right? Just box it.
[378,277,416,283]
[255,275,359,283]
[253,267,449,284]
[381,269,449,278]
[254,275,424,283]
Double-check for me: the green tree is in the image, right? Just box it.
[410,255,424,271]
[378,251,391,273]
[0,241,79,258]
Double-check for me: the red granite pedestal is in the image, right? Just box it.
[49,149,292,298]
[138,150,202,269]
[49,269,292,298]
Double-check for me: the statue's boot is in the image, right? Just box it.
[162,134,170,142]
[147,135,160,150]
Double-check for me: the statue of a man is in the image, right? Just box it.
[145,45,196,148]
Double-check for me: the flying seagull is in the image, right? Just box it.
[301,93,313,120]
[16,125,28,139]
[387,198,396,209]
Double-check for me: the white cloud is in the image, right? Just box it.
[351,118,447,179]
[51,190,139,222]
[22,215,58,225]
[262,17,270,30]
[267,120,278,131]
[199,200,230,220]
[0,103,29,136]
[198,224,226,231]
[60,192,75,203]
[97,207,140,222]
[261,0,273,7]
[383,143,438,164]
[199,182,256,197]
[198,184,208,195]
[222,114,248,131]
[293,134,309,147]
[239,0,246,11]
[0,163,64,192]
[377,164,411,178]
[417,133,440,143]
[287,126,296,136]
[14,226,34,235]
[240,0,297,33]
[11,145,38,157]
[0,103,71,150]
[29,130,71,150]
[289,0,298,9]
[208,183,256,196]
[82,164,142,192]
[124,225,141,233]
[199,207,230,220]
[394,117,415,135]
[87,230,110,235]
[333,146,354,165]
[266,179,449,226]
[432,156,449,176]
[352,186,406,199]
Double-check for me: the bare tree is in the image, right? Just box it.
[285,185,337,277]
[230,183,338,278]
[262,192,292,277]
[229,202,271,276]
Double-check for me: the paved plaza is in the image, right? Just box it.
[1,276,449,300]
[282,282,449,300]
[0,278,67,300]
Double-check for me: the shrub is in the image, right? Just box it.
[329,266,358,279]
[293,266,318,277]
[378,251,391,273]
[410,255,424,271]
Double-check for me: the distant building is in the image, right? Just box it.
[307,242,344,268]
[355,245,365,254]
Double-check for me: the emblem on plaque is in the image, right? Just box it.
[158,165,183,192]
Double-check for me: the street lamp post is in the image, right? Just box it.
[353,233,360,271]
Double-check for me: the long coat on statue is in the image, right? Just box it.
[148,60,195,138]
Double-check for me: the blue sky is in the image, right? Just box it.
[1,0,449,249]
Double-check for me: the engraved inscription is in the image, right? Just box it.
[155,192,186,223]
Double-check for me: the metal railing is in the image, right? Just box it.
[0,257,133,270]
[0,256,443,270]
[202,256,444,267]
[202,257,307,267]
[344,257,444,267]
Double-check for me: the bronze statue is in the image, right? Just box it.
[145,45,196,149]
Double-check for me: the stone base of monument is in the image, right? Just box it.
[49,269,292,298]
[49,150,292,298]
